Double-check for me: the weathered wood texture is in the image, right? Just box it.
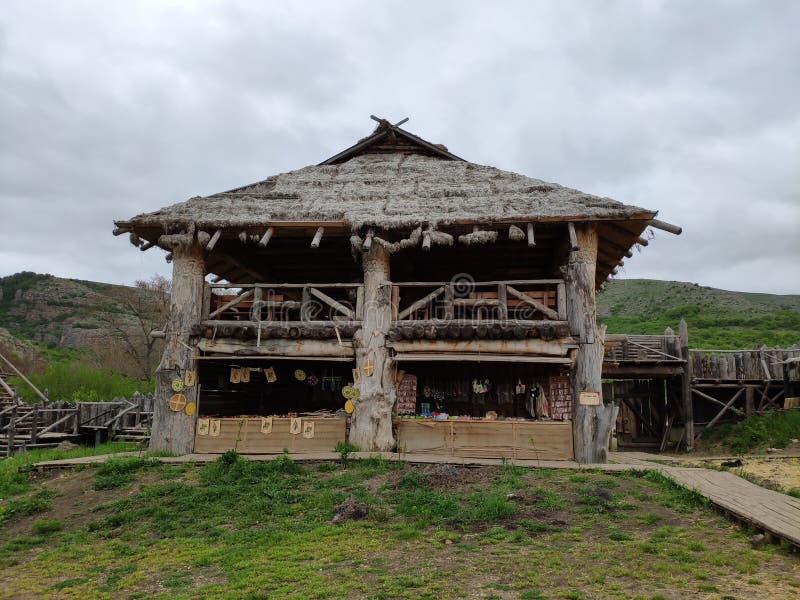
[396,420,573,460]
[349,244,396,451]
[151,240,204,454]
[193,417,346,453]
[679,319,694,449]
[565,223,617,463]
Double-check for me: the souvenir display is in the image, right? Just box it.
[230,367,241,384]
[290,417,302,435]
[307,374,319,386]
[184,402,196,416]
[197,418,210,436]
[240,368,250,383]
[294,369,307,382]
[396,374,417,415]
[264,367,277,383]
[183,370,197,388]
[261,416,273,434]
[171,378,184,392]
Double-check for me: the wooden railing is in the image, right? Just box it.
[391,279,566,323]
[604,334,682,363]
[204,283,363,324]
[689,348,800,382]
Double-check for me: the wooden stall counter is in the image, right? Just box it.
[194,416,347,454]
[396,419,573,461]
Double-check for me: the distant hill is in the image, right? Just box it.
[597,279,800,349]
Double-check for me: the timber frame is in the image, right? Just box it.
[115,117,683,462]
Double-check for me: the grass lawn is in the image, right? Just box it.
[1,451,799,599]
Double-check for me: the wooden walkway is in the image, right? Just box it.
[609,452,800,548]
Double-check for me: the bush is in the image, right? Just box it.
[31,518,63,534]
[711,410,800,454]
[0,489,57,522]
[94,457,158,490]
[8,362,151,403]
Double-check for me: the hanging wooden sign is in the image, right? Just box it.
[302,421,315,439]
[264,367,277,383]
[168,393,187,412]
[579,391,601,406]
[290,417,302,435]
[197,418,210,436]
[184,402,196,416]
[171,378,184,392]
[183,370,197,388]
[261,416,273,434]
[352,368,361,384]
[209,419,221,437]
[240,368,250,383]
[230,368,241,384]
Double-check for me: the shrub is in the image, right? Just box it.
[94,457,157,490]
[8,362,151,403]
[31,518,63,534]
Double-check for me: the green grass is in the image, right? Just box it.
[705,410,800,454]
[0,455,798,598]
[7,362,152,403]
[0,442,137,499]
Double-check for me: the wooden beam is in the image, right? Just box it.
[648,219,682,235]
[527,222,536,247]
[362,228,374,252]
[139,241,155,252]
[112,226,131,236]
[311,227,324,249]
[397,286,446,320]
[208,289,254,319]
[206,229,222,251]
[698,387,745,438]
[567,222,580,251]
[506,285,559,320]
[308,286,355,320]
[422,231,431,252]
[258,227,275,247]
[635,236,649,247]
[691,388,744,416]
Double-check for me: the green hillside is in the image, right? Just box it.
[597,279,800,349]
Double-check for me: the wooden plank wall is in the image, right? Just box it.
[396,420,573,460]
[194,417,347,453]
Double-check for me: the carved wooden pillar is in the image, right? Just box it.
[565,223,617,463]
[349,244,396,451]
[150,239,204,454]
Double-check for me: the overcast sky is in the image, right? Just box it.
[1,1,798,294]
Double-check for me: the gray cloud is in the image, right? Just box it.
[1,0,798,293]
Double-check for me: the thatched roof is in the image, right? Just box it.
[117,121,656,232]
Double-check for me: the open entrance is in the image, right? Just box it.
[193,358,353,454]
[394,360,574,460]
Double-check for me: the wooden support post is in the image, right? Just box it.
[497,284,508,320]
[150,239,205,454]
[311,227,325,249]
[698,387,746,439]
[30,406,38,446]
[7,404,16,457]
[745,386,755,417]
[350,244,395,451]
[556,281,567,321]
[258,227,275,247]
[527,222,536,247]
[422,231,431,252]
[679,319,694,450]
[565,223,617,463]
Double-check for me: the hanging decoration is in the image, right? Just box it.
[342,385,359,400]
[209,419,221,437]
[264,367,277,383]
[171,378,184,392]
[307,374,319,386]
[168,393,187,412]
[302,421,315,439]
[230,367,241,384]
[184,402,196,416]
[261,416,273,434]
[294,369,307,382]
[197,418,210,436]
[290,417,302,435]
[352,369,361,384]
[240,368,251,383]
[183,370,197,388]
[515,379,526,395]
[343,399,355,414]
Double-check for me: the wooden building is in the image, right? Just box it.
[114,117,680,463]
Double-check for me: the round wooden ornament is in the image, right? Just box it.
[171,378,184,392]
[294,369,307,381]
[184,402,196,416]
[344,399,355,414]
[169,393,187,412]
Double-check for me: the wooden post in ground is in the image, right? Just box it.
[679,319,694,450]
[349,243,396,451]
[565,223,617,463]
[150,238,205,454]
[745,386,755,417]
[7,404,16,457]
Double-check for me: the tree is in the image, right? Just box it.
[99,275,171,380]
